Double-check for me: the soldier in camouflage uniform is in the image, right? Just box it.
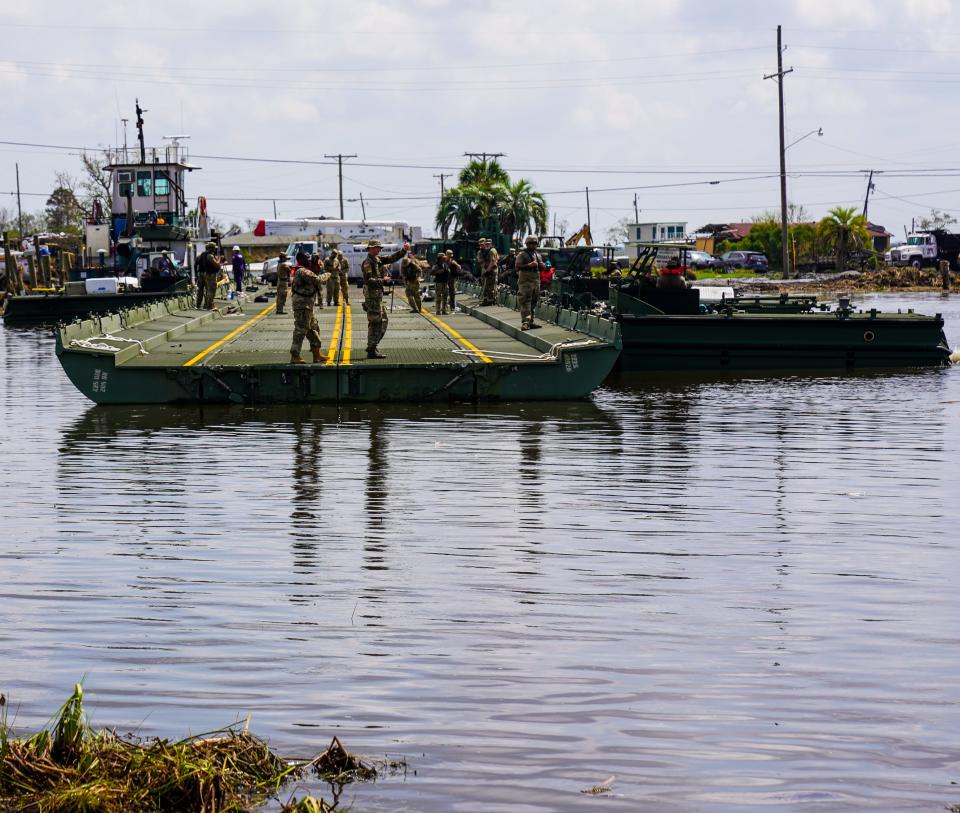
[289,251,327,364]
[445,249,462,311]
[400,248,427,313]
[309,253,326,309]
[361,239,408,358]
[196,241,221,310]
[319,251,338,308]
[431,253,450,315]
[516,235,545,330]
[325,246,350,305]
[275,252,290,314]
[478,238,500,305]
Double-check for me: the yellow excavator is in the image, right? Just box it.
[565,224,593,247]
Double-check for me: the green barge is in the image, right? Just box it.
[55,288,620,404]
[610,286,951,371]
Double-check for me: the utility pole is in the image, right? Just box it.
[764,25,793,278]
[463,152,505,165]
[324,153,356,219]
[585,187,591,234]
[633,193,639,224]
[15,162,23,239]
[433,172,452,197]
[861,169,875,220]
[359,192,366,221]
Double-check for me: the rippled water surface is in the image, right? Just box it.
[3,292,960,811]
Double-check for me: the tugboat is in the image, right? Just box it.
[2,103,202,324]
[551,242,952,372]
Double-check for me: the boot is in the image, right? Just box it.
[367,349,387,359]
[290,352,306,364]
[311,346,327,364]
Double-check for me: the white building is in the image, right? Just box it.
[624,221,688,260]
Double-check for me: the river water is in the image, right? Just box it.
[2,292,959,812]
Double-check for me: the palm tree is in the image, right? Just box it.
[436,183,508,237]
[499,179,548,241]
[435,160,548,242]
[817,206,871,273]
[457,158,510,188]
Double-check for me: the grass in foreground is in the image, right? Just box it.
[0,685,391,813]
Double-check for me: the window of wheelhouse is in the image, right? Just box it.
[118,171,133,198]
[136,170,152,196]
[154,170,170,197]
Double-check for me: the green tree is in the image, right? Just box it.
[817,206,870,273]
[435,159,548,241]
[45,172,84,233]
[499,179,547,241]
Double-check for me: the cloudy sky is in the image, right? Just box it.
[2,0,959,242]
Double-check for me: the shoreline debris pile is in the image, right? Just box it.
[0,685,385,813]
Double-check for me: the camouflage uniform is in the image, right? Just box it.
[326,249,350,304]
[479,244,500,304]
[289,265,325,361]
[321,255,339,307]
[401,255,426,313]
[309,256,326,309]
[432,258,450,314]
[275,259,290,314]
[516,243,544,329]
[445,252,462,310]
[361,244,406,356]
[196,247,220,310]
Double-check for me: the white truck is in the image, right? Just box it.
[886,230,960,269]
[260,240,405,285]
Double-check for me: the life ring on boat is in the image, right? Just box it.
[863,330,876,342]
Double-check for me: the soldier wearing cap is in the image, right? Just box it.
[515,235,545,330]
[477,238,500,305]
[196,241,221,310]
[324,244,350,306]
[444,249,462,311]
[431,251,451,315]
[308,252,326,310]
[400,246,428,313]
[361,239,408,358]
[289,251,327,365]
[275,251,291,314]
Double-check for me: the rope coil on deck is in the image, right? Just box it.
[451,338,598,362]
[69,334,150,356]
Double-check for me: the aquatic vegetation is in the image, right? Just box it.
[0,685,386,813]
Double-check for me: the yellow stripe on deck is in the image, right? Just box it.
[183,303,276,367]
[342,303,353,366]
[422,308,492,364]
[324,301,344,366]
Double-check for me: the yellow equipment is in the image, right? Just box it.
[565,224,593,247]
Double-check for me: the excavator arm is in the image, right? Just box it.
[565,224,594,247]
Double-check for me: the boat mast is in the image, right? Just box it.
[135,99,146,164]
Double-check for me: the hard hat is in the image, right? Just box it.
[232,245,240,251]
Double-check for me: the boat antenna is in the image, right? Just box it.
[135,99,147,164]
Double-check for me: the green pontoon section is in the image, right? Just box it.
[2,280,190,324]
[610,288,951,371]
[55,288,621,404]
